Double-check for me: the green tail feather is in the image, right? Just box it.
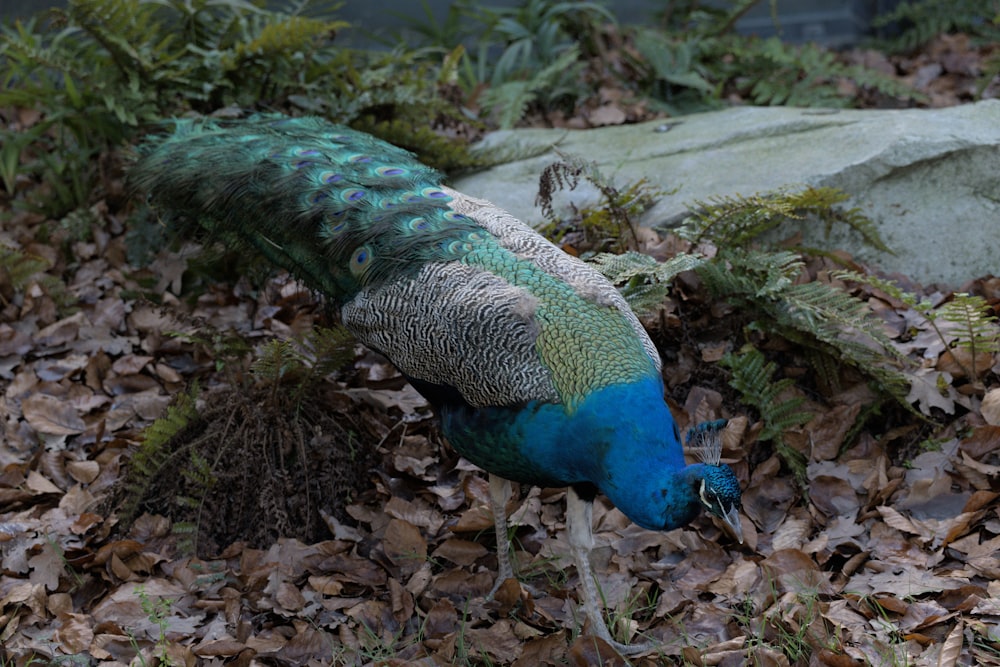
[132,115,482,302]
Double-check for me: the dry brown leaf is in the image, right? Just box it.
[35,312,87,348]
[25,469,62,494]
[424,598,459,639]
[804,403,862,461]
[905,368,957,415]
[432,537,488,566]
[512,631,568,667]
[53,612,95,654]
[760,549,834,595]
[587,104,627,126]
[981,389,1000,425]
[568,632,630,666]
[382,518,428,576]
[464,618,524,663]
[936,619,964,666]
[66,460,100,484]
[959,425,1000,458]
[22,393,87,435]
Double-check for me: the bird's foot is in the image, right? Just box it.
[487,572,544,602]
[486,574,515,600]
[597,633,656,657]
[583,613,656,657]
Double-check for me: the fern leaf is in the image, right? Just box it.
[482,45,582,129]
[590,251,706,315]
[721,347,810,480]
[120,385,200,524]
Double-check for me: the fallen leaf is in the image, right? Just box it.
[22,394,87,435]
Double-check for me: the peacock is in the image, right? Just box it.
[131,114,743,654]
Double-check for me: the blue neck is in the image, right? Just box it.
[442,376,703,531]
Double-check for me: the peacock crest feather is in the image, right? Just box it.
[686,418,728,465]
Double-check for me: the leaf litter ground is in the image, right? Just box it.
[4,34,1000,666]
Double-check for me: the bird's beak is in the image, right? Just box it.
[722,506,744,544]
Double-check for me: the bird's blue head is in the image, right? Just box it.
[694,463,743,543]
[604,418,743,542]
[685,419,743,542]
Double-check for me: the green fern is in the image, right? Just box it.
[480,46,584,129]
[119,384,200,525]
[252,326,355,400]
[708,35,920,108]
[536,156,665,253]
[696,248,910,402]
[0,245,46,283]
[842,271,999,385]
[940,294,999,379]
[721,346,810,481]
[1,0,483,216]
[590,251,705,315]
[0,245,69,307]
[585,185,911,427]
[678,187,889,253]
[873,0,1000,53]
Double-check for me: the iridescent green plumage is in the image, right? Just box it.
[132,115,743,654]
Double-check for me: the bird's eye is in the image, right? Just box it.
[698,480,726,514]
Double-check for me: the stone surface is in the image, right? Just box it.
[453,100,1000,287]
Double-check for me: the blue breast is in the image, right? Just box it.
[439,376,686,494]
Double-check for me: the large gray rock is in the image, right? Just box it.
[453,100,1000,287]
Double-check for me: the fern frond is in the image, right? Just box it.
[711,36,919,107]
[481,45,583,129]
[696,249,803,300]
[939,293,998,351]
[251,326,355,393]
[873,0,1000,53]
[120,384,201,524]
[939,293,999,379]
[721,346,810,480]
[678,192,798,247]
[701,250,911,405]
[783,187,891,253]
[839,271,1000,384]
[590,251,706,315]
[0,244,50,290]
[678,187,889,253]
[252,338,306,386]
[234,16,347,60]
[302,326,356,380]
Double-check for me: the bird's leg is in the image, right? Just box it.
[487,474,514,597]
[566,487,654,656]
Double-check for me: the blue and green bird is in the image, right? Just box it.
[132,115,743,654]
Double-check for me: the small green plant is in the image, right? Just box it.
[873,0,1000,53]
[626,7,918,114]
[736,576,847,663]
[563,174,914,470]
[937,293,999,384]
[252,326,356,402]
[588,184,910,411]
[1,0,483,220]
[536,155,666,253]
[168,329,253,376]
[135,584,176,666]
[722,346,811,480]
[841,273,999,388]
[393,0,613,126]
[678,187,888,252]
[0,244,73,310]
[119,385,200,526]
[603,586,660,648]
